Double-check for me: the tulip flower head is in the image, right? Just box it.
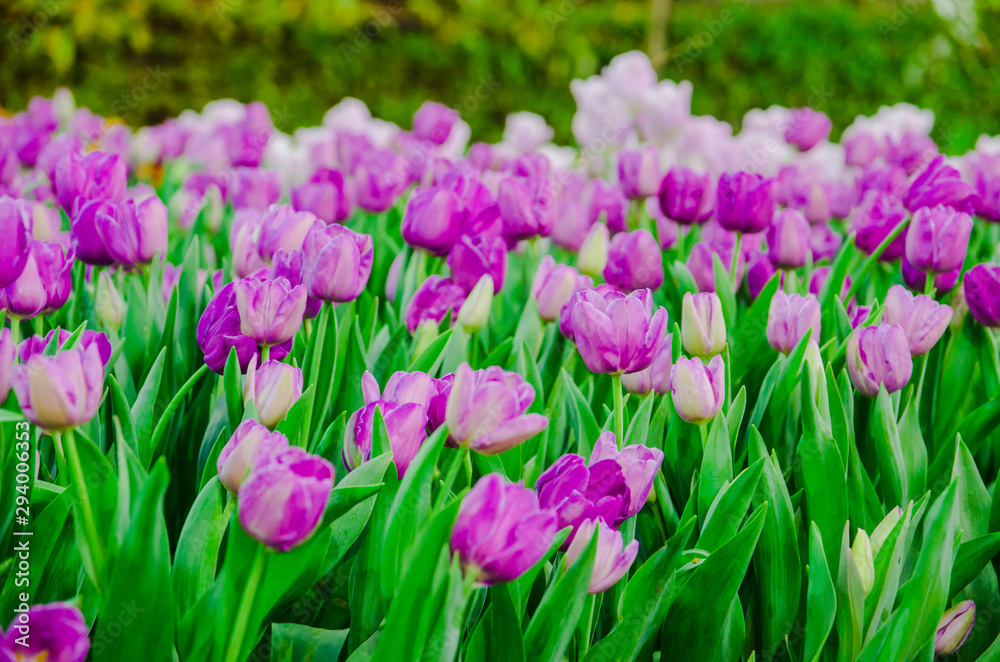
[766,291,821,355]
[12,343,104,433]
[715,172,777,235]
[244,358,303,430]
[935,601,976,656]
[766,208,810,269]
[302,224,374,303]
[565,518,639,594]
[236,276,307,348]
[670,356,725,425]
[657,166,714,225]
[450,473,557,585]
[603,229,664,292]
[217,420,290,493]
[237,446,334,552]
[531,255,592,321]
[784,107,832,152]
[535,452,630,538]
[445,363,548,455]
[571,288,668,374]
[681,292,727,359]
[1,602,90,662]
[882,285,952,356]
[964,264,1000,328]
[904,205,972,275]
[617,146,661,199]
[447,233,507,294]
[846,324,913,397]
[197,281,291,374]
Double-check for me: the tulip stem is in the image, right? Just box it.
[577,593,598,656]
[914,353,930,410]
[52,433,69,487]
[9,320,19,349]
[226,544,266,662]
[924,276,936,297]
[612,374,625,447]
[435,446,470,511]
[64,429,107,593]
[260,345,270,363]
[730,233,742,291]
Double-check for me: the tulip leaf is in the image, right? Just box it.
[509,527,571,617]
[422,555,470,662]
[321,452,392,528]
[835,522,865,662]
[524,529,599,662]
[583,517,696,662]
[370,500,461,662]
[697,413,732,524]
[515,339,545,416]
[132,348,166,466]
[270,624,348,661]
[109,374,140,459]
[410,328,454,375]
[726,386,746,453]
[660,504,767,662]
[483,583,526,662]
[803,523,836,662]
[513,297,544,361]
[198,428,229,491]
[858,480,959,662]
[92,461,173,662]
[711,252,737,331]
[869,388,908,509]
[953,397,1000,458]
[797,400,848,576]
[276,383,315,447]
[482,336,514,368]
[747,356,783,432]
[730,273,779,385]
[440,324,469,374]
[698,457,764,552]
[563,369,601,457]
[623,389,654,448]
[749,427,801,659]
[934,322,979,444]
[173,477,231,620]
[949,532,1000,600]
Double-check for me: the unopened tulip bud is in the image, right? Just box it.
[846,324,913,397]
[565,518,639,594]
[935,601,976,656]
[236,276,307,347]
[217,420,289,493]
[869,506,903,556]
[604,229,664,292]
[766,208,810,269]
[245,359,304,430]
[96,270,125,332]
[963,264,1000,328]
[882,285,952,356]
[12,344,104,432]
[531,255,592,321]
[851,529,875,595]
[766,291,820,354]
[578,223,609,278]
[670,355,725,425]
[905,205,972,275]
[457,275,493,333]
[681,292,726,359]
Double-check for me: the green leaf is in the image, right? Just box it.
[485,584,526,662]
[950,533,1000,600]
[835,522,865,662]
[698,457,764,552]
[270,624,348,661]
[869,387,908,509]
[623,390,655,448]
[711,252,737,331]
[725,387,746,453]
[513,297,544,360]
[660,505,768,662]
[803,523,836,662]
[108,375,140,459]
[132,348,166,466]
[173,477,231,619]
[410,328,455,375]
[524,529,599,662]
[797,403,848,576]
[222,347,243,435]
[730,274,779,385]
[697,413,732,524]
[563,369,600,456]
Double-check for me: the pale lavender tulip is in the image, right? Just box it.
[531,255,592,321]
[589,431,664,518]
[617,146,661,199]
[565,518,639,594]
[681,292,726,359]
[257,204,322,263]
[784,107,832,151]
[935,601,976,656]
[622,336,673,396]
[904,205,972,274]
[571,288,668,374]
[235,276,307,347]
[882,285,952,356]
[766,291,821,354]
[302,224,373,302]
[445,363,548,455]
[245,358,303,430]
[846,324,913,397]
[217,420,290,492]
[228,167,281,210]
[12,343,104,432]
[670,356,725,424]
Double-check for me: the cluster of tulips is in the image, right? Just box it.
[2,49,1000,662]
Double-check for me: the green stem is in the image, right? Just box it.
[225,544,266,662]
[923,274,936,297]
[578,593,597,656]
[612,374,624,448]
[149,364,211,462]
[434,446,471,511]
[52,433,69,488]
[260,345,270,363]
[10,320,19,348]
[698,422,709,448]
[730,233,742,291]
[914,352,930,409]
[65,429,106,593]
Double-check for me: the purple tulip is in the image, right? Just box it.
[858,165,909,201]
[882,285,952,356]
[658,166,714,225]
[809,266,850,301]
[235,276,307,347]
[535,451,629,541]
[245,358,303,430]
[198,282,288,373]
[849,303,873,330]
[401,186,466,256]
[559,284,615,342]
[745,251,778,300]
[497,176,556,244]
[963,264,1000,328]
[784,108,832,151]
[809,222,843,263]
[681,292,727,359]
[302,224,374,303]
[439,172,494,218]
[766,208,810,269]
[617,146,661,199]
[622,337,673,396]
[571,287,668,374]
[70,200,118,266]
[901,255,961,294]
[935,600,976,656]
[270,249,322,319]
[846,324,913,397]
[531,255,592,321]
[257,204,322,263]
[968,153,1000,222]
[291,168,352,224]
[217,420,290,493]
[450,473,558,585]
[54,149,127,214]
[353,148,410,213]
[447,233,507,294]
[903,154,979,214]
[587,179,629,234]
[0,196,31,287]
[565,518,639,593]
[670,356,725,424]
[0,602,90,662]
[12,343,104,432]
[849,191,908,261]
[404,275,466,333]
[229,209,267,278]
[766,291,821,354]
[237,446,334,551]
[904,205,972,275]
[589,431,664,518]
[94,196,168,266]
[886,133,938,176]
[19,329,112,367]
[716,172,776,234]
[604,229,663,293]
[412,101,458,146]
[445,363,548,454]
[844,132,880,169]
[228,168,281,210]
[0,240,74,319]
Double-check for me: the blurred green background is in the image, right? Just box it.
[1,0,998,151]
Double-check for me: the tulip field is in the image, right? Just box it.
[5,50,1000,661]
